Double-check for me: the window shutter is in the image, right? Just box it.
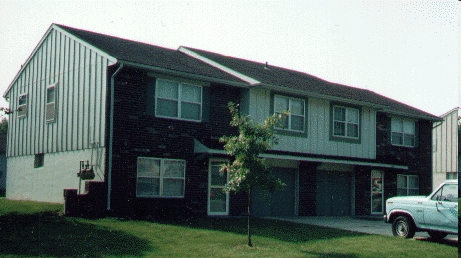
[202,86,210,122]
[146,78,156,115]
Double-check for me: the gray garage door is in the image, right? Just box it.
[316,171,351,216]
[251,168,295,217]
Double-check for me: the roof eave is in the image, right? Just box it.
[380,110,442,122]
[119,60,252,88]
[258,83,388,110]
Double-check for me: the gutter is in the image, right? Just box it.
[107,63,124,211]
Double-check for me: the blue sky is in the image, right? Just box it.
[0,0,459,117]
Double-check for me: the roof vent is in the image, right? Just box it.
[264,61,269,70]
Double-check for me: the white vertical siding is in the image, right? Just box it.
[247,88,377,159]
[6,28,112,157]
[432,108,459,187]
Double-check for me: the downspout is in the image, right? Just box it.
[107,63,124,211]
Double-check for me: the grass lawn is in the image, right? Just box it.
[0,199,457,258]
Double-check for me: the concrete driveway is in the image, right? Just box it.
[267,216,458,245]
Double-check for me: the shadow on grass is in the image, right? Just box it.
[0,211,152,258]
[151,216,366,243]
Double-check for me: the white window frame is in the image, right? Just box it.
[155,79,203,122]
[18,93,28,118]
[397,174,419,196]
[207,158,230,216]
[391,117,415,147]
[46,83,57,122]
[332,105,360,139]
[274,94,305,132]
[136,157,186,198]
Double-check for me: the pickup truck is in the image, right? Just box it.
[383,179,458,240]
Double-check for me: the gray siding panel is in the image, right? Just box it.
[248,88,376,159]
[7,28,111,157]
[433,109,458,173]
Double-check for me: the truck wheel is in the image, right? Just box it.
[392,216,415,238]
[428,231,448,240]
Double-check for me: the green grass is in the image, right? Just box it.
[0,199,457,258]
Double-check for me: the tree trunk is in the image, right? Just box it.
[247,189,252,247]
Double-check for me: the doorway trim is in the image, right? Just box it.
[207,158,230,216]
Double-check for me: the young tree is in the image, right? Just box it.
[220,102,287,247]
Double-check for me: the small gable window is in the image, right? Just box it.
[34,153,44,168]
[332,105,360,139]
[155,79,202,121]
[274,95,305,132]
[391,117,415,147]
[18,94,28,118]
[46,84,57,122]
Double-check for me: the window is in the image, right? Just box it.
[397,174,419,196]
[332,105,359,139]
[391,117,415,147]
[18,94,28,118]
[46,84,56,122]
[274,95,305,132]
[155,79,202,121]
[136,157,185,198]
[34,154,44,168]
[431,183,458,202]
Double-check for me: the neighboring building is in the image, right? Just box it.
[0,134,6,195]
[432,107,459,189]
[3,24,441,218]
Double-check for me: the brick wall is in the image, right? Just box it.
[376,112,433,195]
[109,68,241,218]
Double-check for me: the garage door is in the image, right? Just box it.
[251,168,295,217]
[316,171,351,216]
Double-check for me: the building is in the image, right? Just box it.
[432,107,459,189]
[3,24,441,218]
[0,134,6,195]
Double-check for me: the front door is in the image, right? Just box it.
[316,171,351,216]
[371,170,383,214]
[207,159,229,215]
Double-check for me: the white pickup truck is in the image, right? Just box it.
[383,179,458,240]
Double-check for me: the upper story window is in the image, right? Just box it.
[274,95,305,132]
[18,94,28,118]
[46,84,56,122]
[332,105,360,139]
[391,117,415,147]
[136,157,186,198]
[155,79,202,121]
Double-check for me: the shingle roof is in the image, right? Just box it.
[182,47,440,120]
[55,24,245,84]
[56,24,439,121]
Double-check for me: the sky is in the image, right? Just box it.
[0,0,459,118]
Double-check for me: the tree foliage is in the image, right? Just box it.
[219,102,288,246]
[220,102,288,194]
[0,117,7,135]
